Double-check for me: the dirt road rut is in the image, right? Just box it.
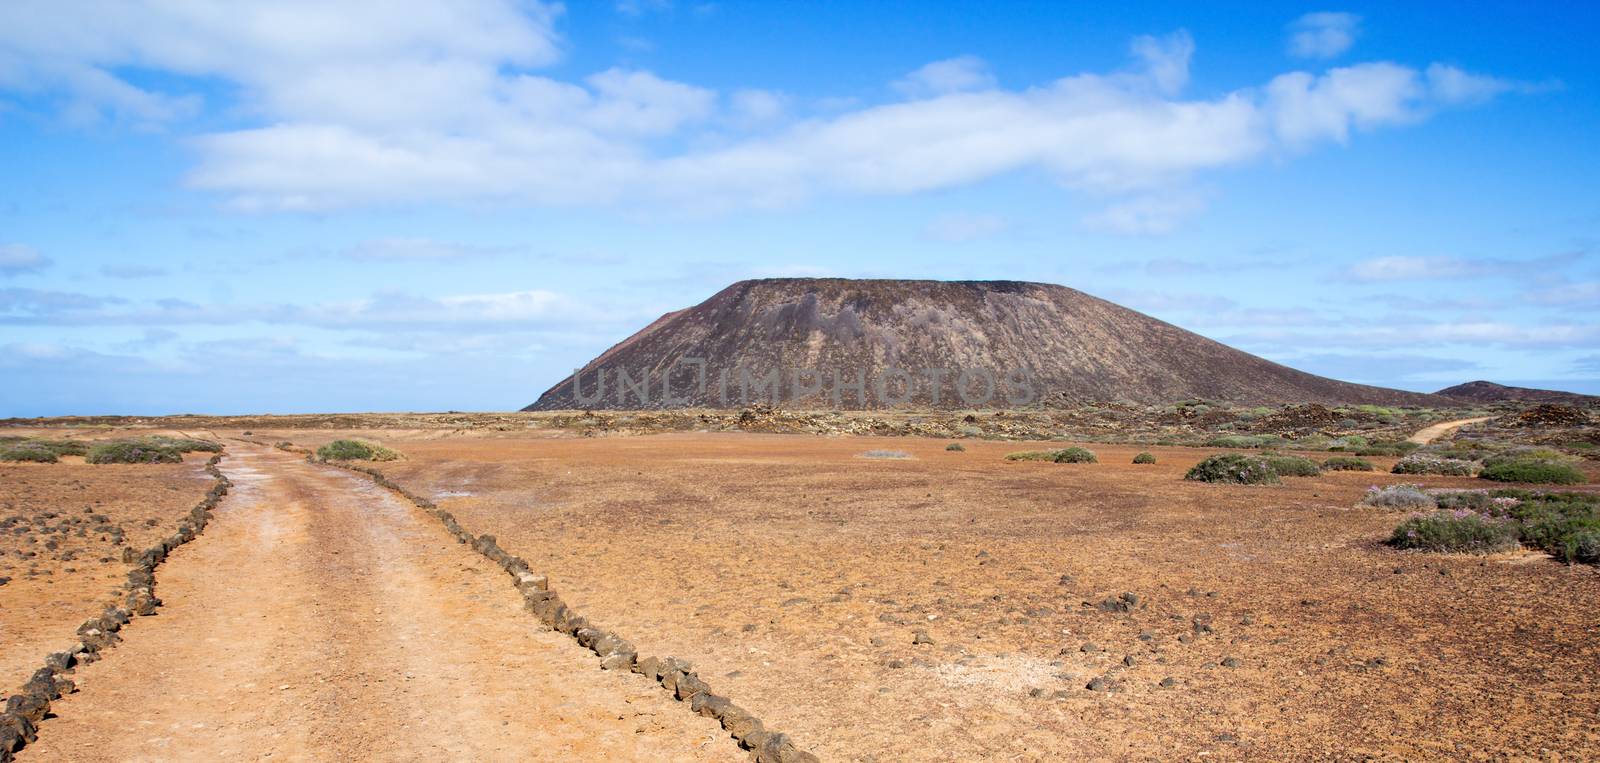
[20,444,740,762]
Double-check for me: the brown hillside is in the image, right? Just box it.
[1435,380,1599,405]
[528,278,1450,410]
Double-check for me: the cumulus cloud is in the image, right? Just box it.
[0,244,51,275]
[1287,12,1360,59]
[893,56,997,98]
[0,6,1524,220]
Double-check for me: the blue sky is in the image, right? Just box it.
[1,1,1597,415]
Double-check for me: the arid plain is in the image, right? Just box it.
[7,419,1593,762]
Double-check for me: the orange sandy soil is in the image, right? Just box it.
[254,430,1600,762]
[0,450,216,695]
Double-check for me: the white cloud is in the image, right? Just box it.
[0,9,1522,219]
[1287,12,1360,60]
[923,212,1008,242]
[1425,63,1516,105]
[1346,255,1484,282]
[729,89,787,126]
[0,243,51,275]
[100,264,167,278]
[1528,280,1600,307]
[341,237,520,261]
[1345,253,1581,282]
[893,56,996,98]
[1080,192,1206,235]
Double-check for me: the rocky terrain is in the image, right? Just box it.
[268,429,1597,761]
[2,412,1596,761]
[0,448,218,696]
[528,279,1453,410]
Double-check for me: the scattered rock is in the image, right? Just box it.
[912,629,934,645]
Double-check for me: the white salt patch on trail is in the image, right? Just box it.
[931,654,1062,694]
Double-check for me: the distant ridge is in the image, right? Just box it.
[528,278,1453,410]
[1435,380,1599,405]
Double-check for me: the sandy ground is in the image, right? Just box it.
[1406,416,1496,444]
[19,443,739,762]
[256,430,1600,762]
[0,455,216,695]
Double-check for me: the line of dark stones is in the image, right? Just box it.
[0,453,232,762]
[309,452,821,763]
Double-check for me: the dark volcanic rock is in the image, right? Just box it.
[527,278,1450,410]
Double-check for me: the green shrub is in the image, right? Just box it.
[86,441,183,464]
[34,439,88,457]
[1388,510,1520,554]
[1322,456,1375,472]
[1053,447,1097,463]
[1262,455,1321,477]
[1355,441,1421,457]
[1184,454,1280,485]
[1478,460,1585,485]
[1362,484,1435,509]
[1392,454,1477,476]
[1562,529,1600,564]
[0,443,60,463]
[140,436,223,453]
[1132,452,1156,464]
[1006,447,1097,464]
[945,443,966,452]
[315,439,403,462]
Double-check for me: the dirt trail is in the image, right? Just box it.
[20,444,739,762]
[1406,416,1494,444]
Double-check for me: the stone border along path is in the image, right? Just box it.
[0,453,232,762]
[296,446,822,763]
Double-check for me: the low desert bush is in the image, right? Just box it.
[1392,454,1477,476]
[1354,441,1421,457]
[1474,450,1585,485]
[1362,484,1435,509]
[1563,529,1600,564]
[1204,434,1289,450]
[87,440,183,464]
[141,436,223,453]
[1390,489,1600,564]
[1321,456,1375,472]
[1478,460,1585,485]
[1388,510,1520,554]
[945,443,966,452]
[1132,452,1156,464]
[315,439,403,462]
[0,443,60,463]
[859,449,911,459]
[1052,447,1098,463]
[1262,455,1322,477]
[1006,447,1098,464]
[1184,454,1279,485]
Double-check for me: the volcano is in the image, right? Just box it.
[526,278,1450,410]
